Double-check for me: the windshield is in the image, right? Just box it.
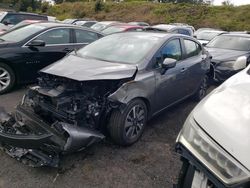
[102,26,125,35]
[207,35,250,51]
[197,31,222,41]
[0,24,46,42]
[77,34,160,64]
[91,23,107,31]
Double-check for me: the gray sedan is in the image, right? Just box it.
[0,32,210,167]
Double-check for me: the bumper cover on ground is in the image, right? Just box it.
[0,105,105,167]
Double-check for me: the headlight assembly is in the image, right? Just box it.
[177,114,250,185]
[220,56,247,70]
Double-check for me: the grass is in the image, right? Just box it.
[45,2,250,31]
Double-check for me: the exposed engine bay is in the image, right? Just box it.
[0,73,133,167]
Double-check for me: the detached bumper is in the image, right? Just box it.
[175,143,250,188]
[0,105,104,167]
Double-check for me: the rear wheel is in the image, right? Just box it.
[0,63,15,94]
[193,75,208,101]
[108,99,148,146]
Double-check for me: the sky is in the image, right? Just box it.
[214,0,250,5]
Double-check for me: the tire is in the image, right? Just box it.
[108,99,148,146]
[0,63,15,95]
[193,75,208,102]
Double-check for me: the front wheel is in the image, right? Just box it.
[0,63,15,94]
[108,99,148,146]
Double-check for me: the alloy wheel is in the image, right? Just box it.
[0,67,11,92]
[124,104,146,139]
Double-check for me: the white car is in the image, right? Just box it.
[175,65,250,188]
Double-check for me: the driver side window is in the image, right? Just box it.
[155,39,182,68]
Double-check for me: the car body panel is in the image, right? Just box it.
[41,54,138,81]
[193,67,250,170]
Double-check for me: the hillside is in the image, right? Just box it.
[46,2,250,31]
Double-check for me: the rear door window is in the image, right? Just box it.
[184,39,202,58]
[74,29,99,43]
[35,28,70,45]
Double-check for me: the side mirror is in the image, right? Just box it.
[27,40,46,47]
[162,58,177,69]
[3,21,10,25]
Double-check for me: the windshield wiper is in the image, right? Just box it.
[0,38,5,42]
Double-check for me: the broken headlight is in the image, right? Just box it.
[177,114,250,185]
[219,56,247,70]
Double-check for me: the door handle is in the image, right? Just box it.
[180,68,187,73]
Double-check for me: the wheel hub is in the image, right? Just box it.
[0,67,11,91]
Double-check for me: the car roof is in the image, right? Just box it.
[28,22,103,35]
[220,33,250,38]
[110,31,184,40]
[108,24,143,29]
[7,11,47,16]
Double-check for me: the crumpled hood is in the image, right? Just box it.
[193,68,250,170]
[206,47,249,62]
[41,54,137,81]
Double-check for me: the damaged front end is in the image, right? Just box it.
[0,73,133,167]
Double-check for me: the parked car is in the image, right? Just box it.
[74,20,98,28]
[0,11,48,27]
[91,21,120,31]
[194,28,222,37]
[0,20,45,35]
[175,65,250,188]
[0,32,210,167]
[170,23,195,33]
[0,22,103,94]
[145,24,193,36]
[62,18,94,24]
[102,24,143,35]
[128,22,150,27]
[196,30,227,45]
[205,33,250,82]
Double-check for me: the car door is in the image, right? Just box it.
[22,27,75,81]
[154,38,190,111]
[181,38,207,95]
[72,29,102,50]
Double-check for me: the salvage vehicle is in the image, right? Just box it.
[205,33,250,82]
[195,30,227,45]
[175,65,250,188]
[90,21,120,31]
[102,24,143,35]
[128,22,150,27]
[73,20,98,28]
[0,11,48,27]
[0,22,103,94]
[145,24,193,36]
[0,32,210,167]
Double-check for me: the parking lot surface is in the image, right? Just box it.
[0,86,214,188]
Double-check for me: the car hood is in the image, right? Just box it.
[193,67,250,170]
[206,47,249,62]
[41,54,137,81]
